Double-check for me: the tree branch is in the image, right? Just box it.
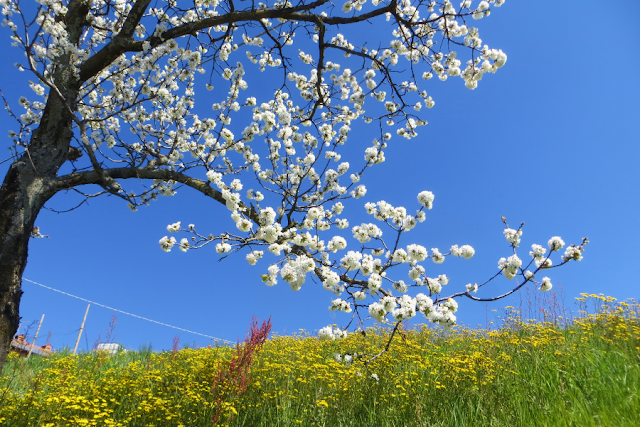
[78,0,397,83]
[50,167,260,223]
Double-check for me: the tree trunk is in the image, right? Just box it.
[0,88,78,374]
[0,161,53,373]
[0,0,105,374]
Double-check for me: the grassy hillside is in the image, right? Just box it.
[1,294,639,426]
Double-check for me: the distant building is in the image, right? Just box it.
[10,334,53,357]
[94,343,124,355]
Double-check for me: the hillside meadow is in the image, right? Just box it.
[1,293,639,426]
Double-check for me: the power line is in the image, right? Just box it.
[22,278,233,344]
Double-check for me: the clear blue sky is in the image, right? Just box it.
[1,1,639,352]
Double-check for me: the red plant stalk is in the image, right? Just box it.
[170,335,180,362]
[211,316,272,424]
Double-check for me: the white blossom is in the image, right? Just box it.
[407,244,428,262]
[159,236,176,252]
[417,191,435,209]
[460,245,475,259]
[166,222,181,233]
[498,254,522,280]
[216,242,232,254]
[327,236,347,253]
[368,302,386,322]
[562,245,583,262]
[503,228,522,246]
[318,325,347,340]
[431,248,444,264]
[548,236,565,252]
[530,244,546,258]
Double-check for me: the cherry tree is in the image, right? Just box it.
[0,0,586,372]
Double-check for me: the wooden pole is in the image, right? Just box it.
[73,304,90,355]
[26,314,44,359]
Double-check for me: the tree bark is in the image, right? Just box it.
[0,161,54,373]
[0,136,74,373]
[0,78,79,374]
[0,0,94,372]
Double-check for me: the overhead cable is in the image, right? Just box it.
[22,278,233,344]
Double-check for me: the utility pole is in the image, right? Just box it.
[73,304,90,355]
[26,314,44,359]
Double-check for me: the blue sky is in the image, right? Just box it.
[1,1,639,352]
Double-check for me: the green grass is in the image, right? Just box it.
[1,294,639,426]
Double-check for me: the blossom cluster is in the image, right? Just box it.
[2,0,585,343]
